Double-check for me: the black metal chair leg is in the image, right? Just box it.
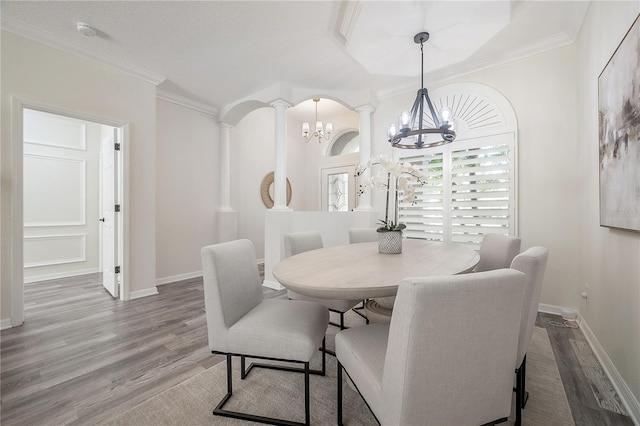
[521,355,529,407]
[213,350,321,426]
[515,361,523,426]
[240,355,246,379]
[337,361,343,426]
[304,362,310,426]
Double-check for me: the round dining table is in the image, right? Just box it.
[272,239,480,301]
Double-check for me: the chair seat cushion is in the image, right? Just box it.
[288,290,360,313]
[335,323,389,414]
[228,299,329,362]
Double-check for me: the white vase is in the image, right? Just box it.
[378,230,402,254]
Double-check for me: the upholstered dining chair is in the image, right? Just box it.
[474,233,522,272]
[336,269,526,426]
[510,246,549,426]
[284,231,361,330]
[201,239,329,426]
[348,227,378,244]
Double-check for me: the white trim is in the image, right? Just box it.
[129,287,159,300]
[24,108,87,150]
[23,154,87,227]
[156,89,218,117]
[262,279,284,291]
[537,302,567,317]
[0,318,13,330]
[580,319,640,425]
[24,267,99,284]
[23,234,87,268]
[1,16,165,86]
[155,271,202,286]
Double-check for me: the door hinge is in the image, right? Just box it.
[115,204,121,212]
[115,266,121,274]
[114,142,121,151]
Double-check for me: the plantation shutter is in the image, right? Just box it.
[397,133,516,249]
[397,150,446,241]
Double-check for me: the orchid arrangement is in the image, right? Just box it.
[356,155,427,232]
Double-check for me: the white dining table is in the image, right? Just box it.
[272,239,480,301]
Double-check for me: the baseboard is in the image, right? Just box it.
[0,318,13,330]
[24,268,100,284]
[538,303,570,317]
[128,287,159,300]
[262,279,284,291]
[579,318,640,425]
[155,271,202,286]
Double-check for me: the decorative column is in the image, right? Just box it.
[218,122,233,211]
[355,104,374,210]
[216,122,237,243]
[270,99,291,210]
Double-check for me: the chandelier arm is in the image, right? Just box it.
[423,89,441,128]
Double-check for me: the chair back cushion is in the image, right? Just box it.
[348,228,378,244]
[474,233,522,272]
[511,246,549,366]
[201,239,264,352]
[380,269,525,425]
[283,231,323,257]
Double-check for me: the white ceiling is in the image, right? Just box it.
[0,1,590,113]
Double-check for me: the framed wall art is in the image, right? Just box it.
[598,13,640,231]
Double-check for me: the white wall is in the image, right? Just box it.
[155,99,219,284]
[1,30,157,323]
[575,0,640,406]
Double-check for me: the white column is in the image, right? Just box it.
[218,122,233,211]
[216,122,237,243]
[270,100,291,210]
[355,104,374,210]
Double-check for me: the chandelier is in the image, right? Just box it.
[302,98,333,143]
[388,32,456,149]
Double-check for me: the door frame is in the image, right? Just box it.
[10,97,130,326]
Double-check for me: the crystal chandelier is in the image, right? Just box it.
[302,98,333,143]
[388,32,456,149]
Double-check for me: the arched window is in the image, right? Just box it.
[396,82,518,248]
[328,129,359,157]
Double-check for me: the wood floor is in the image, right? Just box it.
[0,273,635,425]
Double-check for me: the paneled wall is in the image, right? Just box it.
[23,109,106,282]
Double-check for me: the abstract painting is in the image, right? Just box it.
[598,13,640,231]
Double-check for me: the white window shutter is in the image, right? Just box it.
[395,83,518,249]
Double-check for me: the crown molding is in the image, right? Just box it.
[337,0,363,45]
[156,89,218,117]
[1,16,166,86]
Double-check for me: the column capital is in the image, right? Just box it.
[355,104,375,114]
[269,99,292,109]
[218,121,233,129]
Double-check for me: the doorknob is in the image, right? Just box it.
[99,218,105,222]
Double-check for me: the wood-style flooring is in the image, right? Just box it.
[0,273,635,425]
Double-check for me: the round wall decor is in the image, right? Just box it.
[260,171,292,208]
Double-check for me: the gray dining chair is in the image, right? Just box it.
[510,246,549,426]
[474,233,522,272]
[336,269,526,426]
[202,239,329,425]
[284,231,360,330]
[348,227,378,244]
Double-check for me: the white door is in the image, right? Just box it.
[100,128,119,297]
[321,165,356,211]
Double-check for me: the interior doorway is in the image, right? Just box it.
[18,105,126,321]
